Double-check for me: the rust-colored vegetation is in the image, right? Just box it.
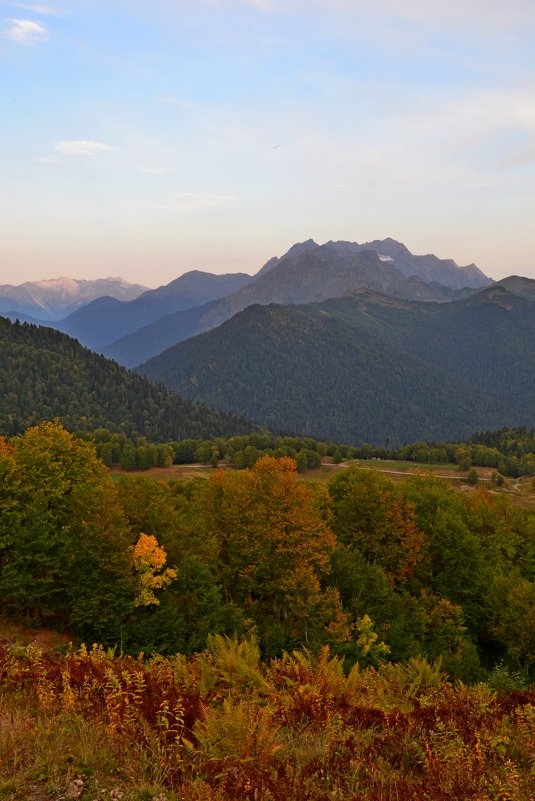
[1,636,533,801]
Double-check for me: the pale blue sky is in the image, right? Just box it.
[2,0,535,285]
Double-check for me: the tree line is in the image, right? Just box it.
[82,428,325,472]
[351,429,535,477]
[79,425,535,478]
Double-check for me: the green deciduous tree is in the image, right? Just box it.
[329,467,424,585]
[0,422,135,641]
[400,476,486,629]
[483,572,535,675]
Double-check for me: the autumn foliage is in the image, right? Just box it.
[132,532,177,606]
[0,423,535,799]
[198,456,352,651]
[0,636,533,801]
[1,423,534,683]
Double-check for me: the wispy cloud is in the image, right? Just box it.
[160,192,237,211]
[293,0,535,30]
[13,3,60,15]
[244,0,273,10]
[4,18,48,45]
[53,140,114,156]
[500,139,535,168]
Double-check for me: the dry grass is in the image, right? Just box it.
[0,619,71,651]
[109,464,215,482]
[0,693,177,801]
[117,458,535,510]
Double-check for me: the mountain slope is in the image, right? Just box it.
[106,248,475,367]
[0,277,148,320]
[0,317,255,440]
[494,275,535,301]
[55,270,254,350]
[137,285,535,445]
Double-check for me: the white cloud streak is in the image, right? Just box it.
[4,18,48,45]
[13,3,60,15]
[137,166,167,174]
[53,140,114,156]
[244,0,273,10]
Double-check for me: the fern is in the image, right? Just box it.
[193,697,281,762]
[394,655,447,698]
[206,634,269,696]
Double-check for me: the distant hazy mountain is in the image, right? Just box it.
[326,238,490,289]
[138,283,535,445]
[0,316,255,440]
[1,310,50,326]
[56,270,254,350]
[0,277,148,321]
[105,245,477,367]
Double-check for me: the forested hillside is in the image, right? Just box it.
[0,317,254,440]
[139,286,535,444]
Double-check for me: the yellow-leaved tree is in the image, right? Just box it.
[131,532,177,606]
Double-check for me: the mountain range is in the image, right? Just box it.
[53,270,253,351]
[100,239,489,367]
[4,236,534,447]
[5,238,490,367]
[0,277,148,320]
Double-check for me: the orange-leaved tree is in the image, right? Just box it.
[198,456,352,652]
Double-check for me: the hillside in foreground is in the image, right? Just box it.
[1,424,533,799]
[1,635,533,801]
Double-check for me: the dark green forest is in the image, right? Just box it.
[139,287,535,444]
[0,317,255,440]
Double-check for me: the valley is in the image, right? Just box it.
[109,455,535,510]
[5,237,533,447]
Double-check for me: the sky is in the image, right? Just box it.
[2,0,535,287]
